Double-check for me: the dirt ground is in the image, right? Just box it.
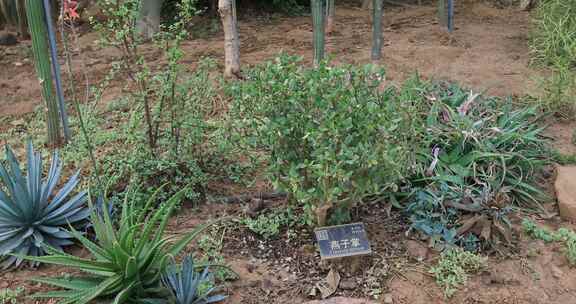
[0,1,543,117]
[1,1,576,304]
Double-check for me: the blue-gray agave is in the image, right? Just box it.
[162,255,227,304]
[0,142,89,268]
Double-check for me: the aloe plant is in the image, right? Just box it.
[0,142,88,269]
[162,255,226,304]
[21,188,217,304]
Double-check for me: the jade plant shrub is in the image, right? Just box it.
[402,81,549,248]
[0,142,89,269]
[228,55,419,225]
[19,188,218,304]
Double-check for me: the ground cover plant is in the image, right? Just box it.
[0,287,24,304]
[240,207,301,239]
[522,219,576,265]
[429,248,486,298]
[0,142,88,269]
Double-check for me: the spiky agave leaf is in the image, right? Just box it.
[19,188,220,304]
[0,141,89,268]
[161,255,226,304]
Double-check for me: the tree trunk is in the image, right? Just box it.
[25,0,61,146]
[219,0,240,78]
[362,0,372,9]
[371,0,383,63]
[326,0,335,35]
[137,0,164,40]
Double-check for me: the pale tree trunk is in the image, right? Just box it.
[137,0,164,40]
[362,0,372,9]
[219,0,240,78]
[326,0,335,35]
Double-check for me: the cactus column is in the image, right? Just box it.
[312,0,325,66]
[25,0,61,146]
[371,0,383,62]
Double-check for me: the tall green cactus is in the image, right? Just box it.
[312,0,325,66]
[25,0,61,146]
[371,0,383,62]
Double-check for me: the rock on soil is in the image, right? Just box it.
[405,240,429,261]
[555,166,576,221]
[0,31,18,46]
[303,297,378,304]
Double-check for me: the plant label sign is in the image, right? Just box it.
[314,223,371,260]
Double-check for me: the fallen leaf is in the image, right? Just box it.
[316,269,341,299]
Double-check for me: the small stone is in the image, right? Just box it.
[405,240,429,261]
[0,31,17,46]
[555,166,576,221]
[302,297,378,304]
[551,266,564,279]
[339,279,357,290]
[383,293,394,304]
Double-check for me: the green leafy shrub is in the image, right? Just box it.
[430,248,486,298]
[162,255,226,304]
[60,58,240,208]
[88,1,227,206]
[0,142,89,269]
[228,55,417,225]
[530,0,576,116]
[20,188,215,304]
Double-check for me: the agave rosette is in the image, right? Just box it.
[0,142,89,268]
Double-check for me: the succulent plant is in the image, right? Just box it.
[21,188,218,304]
[162,255,226,304]
[0,142,89,268]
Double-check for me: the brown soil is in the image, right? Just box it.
[1,2,576,304]
[1,2,541,119]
